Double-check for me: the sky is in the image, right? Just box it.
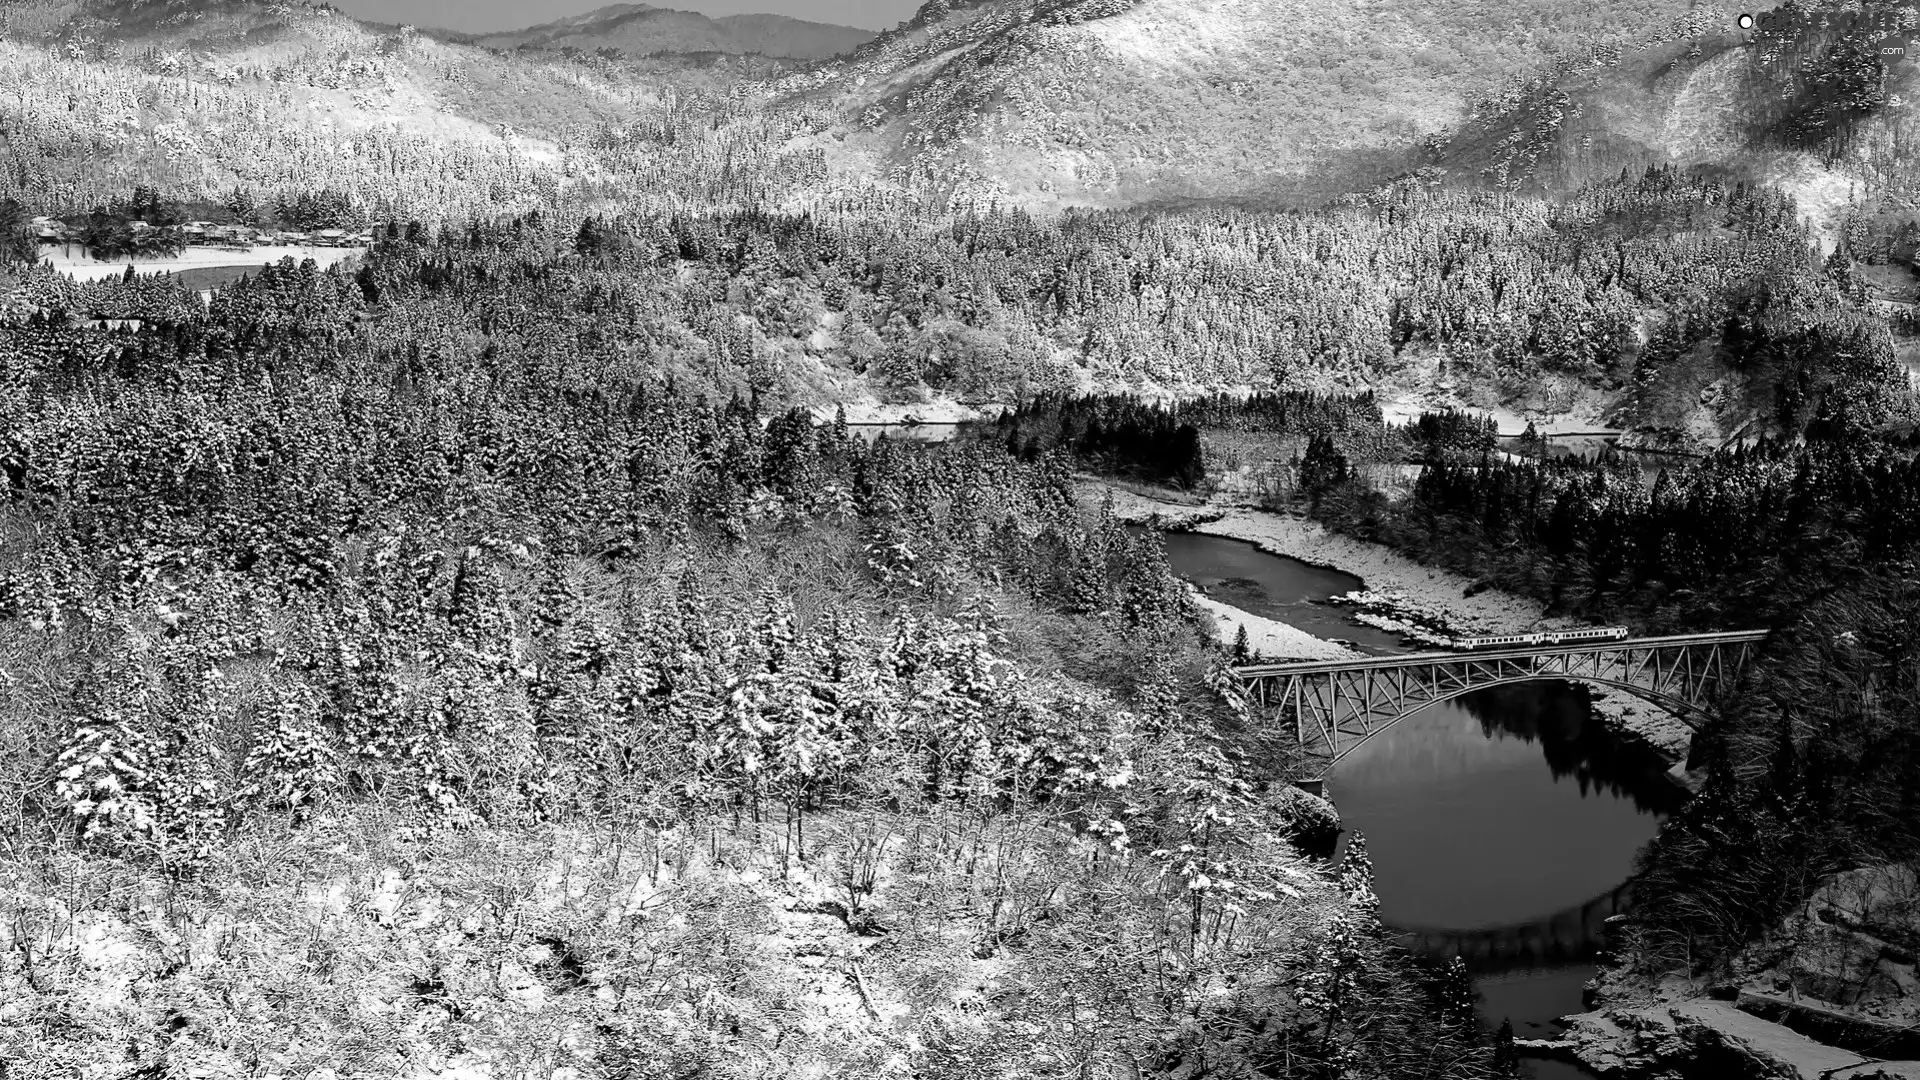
[329,0,923,33]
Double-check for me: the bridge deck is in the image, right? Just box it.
[1233,630,1770,678]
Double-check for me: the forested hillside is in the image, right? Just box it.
[11,0,1920,231]
[1438,0,1920,237]
[3,0,1919,1072]
[0,0,1743,222]
[0,205,1516,1077]
[11,0,1913,235]
[0,0,839,221]
[8,166,1910,448]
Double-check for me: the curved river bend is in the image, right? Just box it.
[1152,529,1686,1079]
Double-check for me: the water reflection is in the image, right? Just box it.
[1395,879,1632,974]
[1325,691,1667,1080]
[1452,683,1690,817]
[1329,696,1667,932]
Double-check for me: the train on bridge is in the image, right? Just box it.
[1446,626,1630,651]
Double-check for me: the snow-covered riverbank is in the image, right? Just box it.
[1184,583,1362,663]
[1089,481,1699,766]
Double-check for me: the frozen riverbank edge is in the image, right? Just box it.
[1085,482,1701,776]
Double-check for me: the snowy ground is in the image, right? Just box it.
[39,244,367,282]
[1184,583,1361,663]
[1377,386,1622,438]
[1092,482,1699,764]
[805,396,1002,425]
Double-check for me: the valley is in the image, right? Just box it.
[1129,510,1683,1079]
[0,0,1917,1078]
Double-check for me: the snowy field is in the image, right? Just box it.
[38,244,368,283]
[805,396,1001,425]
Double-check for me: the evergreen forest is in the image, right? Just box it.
[0,205,1528,1076]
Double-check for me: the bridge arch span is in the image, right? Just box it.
[1234,631,1766,771]
[1311,675,1710,768]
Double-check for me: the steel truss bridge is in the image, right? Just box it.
[1234,631,1768,770]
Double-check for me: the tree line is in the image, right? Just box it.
[14,164,1914,444]
[977,391,1500,491]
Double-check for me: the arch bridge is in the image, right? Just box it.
[1235,631,1768,770]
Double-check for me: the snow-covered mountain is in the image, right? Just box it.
[1428,2,1920,250]
[753,0,1704,209]
[13,0,1907,222]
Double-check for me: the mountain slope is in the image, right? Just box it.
[15,0,1906,229]
[1391,1,1920,441]
[1428,1,1920,245]
[0,0,840,220]
[465,4,875,60]
[752,0,1703,210]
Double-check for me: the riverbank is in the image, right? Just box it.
[1184,583,1363,663]
[1087,481,1700,768]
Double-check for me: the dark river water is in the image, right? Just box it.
[1152,527,1685,1077]
[1152,530,1405,652]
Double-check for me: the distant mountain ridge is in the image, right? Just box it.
[752,0,1705,210]
[11,0,1895,226]
[463,3,876,60]
[0,0,832,223]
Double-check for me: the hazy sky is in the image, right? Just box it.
[330,0,922,33]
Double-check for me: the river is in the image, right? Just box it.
[1151,530,1404,653]
[1152,529,1684,1078]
